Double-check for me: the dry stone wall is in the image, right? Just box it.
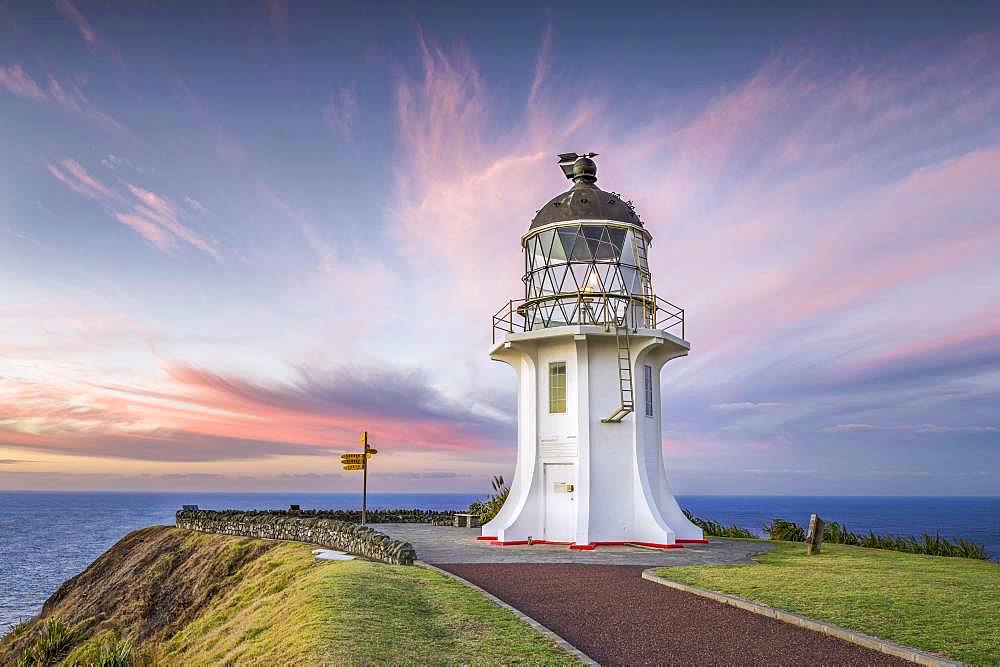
[175,509,417,565]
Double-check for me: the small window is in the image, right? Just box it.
[549,362,567,413]
[644,364,654,417]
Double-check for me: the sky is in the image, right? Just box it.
[1,1,998,496]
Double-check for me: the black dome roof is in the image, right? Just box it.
[530,182,643,230]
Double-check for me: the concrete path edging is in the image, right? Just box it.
[417,561,598,666]
[640,569,962,667]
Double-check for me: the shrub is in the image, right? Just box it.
[17,618,80,666]
[2,619,31,642]
[682,508,757,539]
[94,636,135,667]
[469,475,509,524]
[765,517,990,560]
[764,518,806,542]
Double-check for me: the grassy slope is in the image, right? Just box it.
[658,541,1000,666]
[2,527,576,666]
[161,542,575,666]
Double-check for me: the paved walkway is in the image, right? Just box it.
[371,523,773,565]
[441,564,913,666]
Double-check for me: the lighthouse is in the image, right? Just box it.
[482,153,704,549]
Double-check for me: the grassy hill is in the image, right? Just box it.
[2,526,576,666]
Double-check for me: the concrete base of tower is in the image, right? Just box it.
[481,324,704,548]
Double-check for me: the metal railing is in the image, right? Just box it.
[492,294,685,343]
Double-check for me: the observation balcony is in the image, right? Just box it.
[492,293,685,344]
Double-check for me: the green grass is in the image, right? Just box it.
[658,541,1000,666]
[161,542,577,666]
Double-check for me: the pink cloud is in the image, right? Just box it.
[53,0,95,48]
[46,158,221,260]
[0,64,46,101]
[47,158,118,202]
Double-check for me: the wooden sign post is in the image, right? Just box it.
[805,513,825,555]
[341,432,378,525]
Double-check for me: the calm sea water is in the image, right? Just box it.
[1,492,997,630]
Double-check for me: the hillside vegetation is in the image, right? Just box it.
[2,526,576,666]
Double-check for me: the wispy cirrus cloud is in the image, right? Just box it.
[47,158,222,260]
[0,64,46,101]
[0,61,134,140]
[53,0,96,49]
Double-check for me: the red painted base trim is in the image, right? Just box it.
[483,539,684,550]
[676,539,710,544]
[476,536,497,541]
[591,541,684,550]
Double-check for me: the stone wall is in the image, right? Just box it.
[175,509,417,565]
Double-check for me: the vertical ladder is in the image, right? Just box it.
[634,233,654,328]
[602,315,634,423]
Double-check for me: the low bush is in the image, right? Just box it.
[764,518,806,542]
[469,475,509,524]
[17,618,80,666]
[682,508,757,539]
[763,517,990,560]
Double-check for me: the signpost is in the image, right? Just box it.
[341,431,378,525]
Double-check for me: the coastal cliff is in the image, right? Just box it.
[1,525,574,666]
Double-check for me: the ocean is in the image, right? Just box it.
[1,492,997,630]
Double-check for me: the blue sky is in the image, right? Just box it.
[1,1,998,494]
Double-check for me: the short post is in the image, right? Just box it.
[805,513,825,555]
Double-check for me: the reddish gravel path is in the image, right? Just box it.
[441,564,913,666]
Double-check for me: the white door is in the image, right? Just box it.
[543,463,576,542]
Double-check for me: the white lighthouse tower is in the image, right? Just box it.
[482,153,704,549]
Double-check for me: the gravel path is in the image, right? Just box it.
[440,564,913,666]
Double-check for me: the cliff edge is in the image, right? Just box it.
[1,525,575,666]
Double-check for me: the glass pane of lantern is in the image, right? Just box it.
[629,270,643,294]
[607,266,624,293]
[607,227,626,251]
[582,226,603,257]
[620,230,636,266]
[620,267,636,293]
[549,230,568,262]
[571,234,592,261]
[550,265,570,293]
[537,230,555,264]
[597,263,616,291]
[557,227,579,260]
[594,241,616,260]
[569,263,590,291]
[550,302,567,324]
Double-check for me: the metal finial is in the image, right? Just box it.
[557,152,599,182]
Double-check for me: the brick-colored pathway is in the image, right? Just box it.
[441,564,913,666]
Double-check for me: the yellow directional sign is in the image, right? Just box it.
[342,464,364,471]
[360,431,367,445]
[366,448,378,455]
[341,453,372,462]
